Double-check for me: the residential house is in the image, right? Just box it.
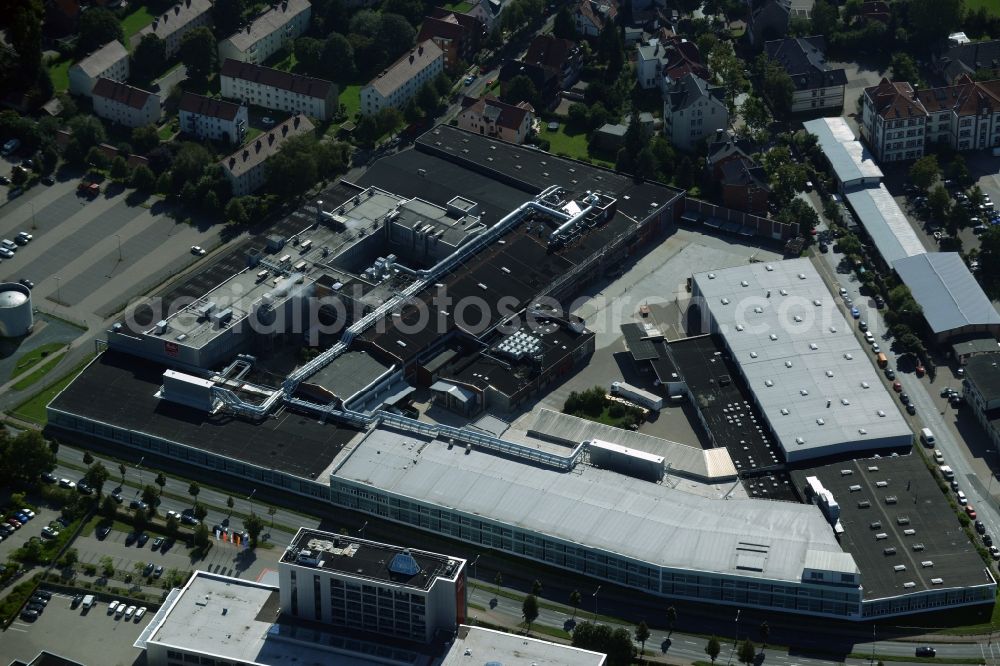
[856,1,891,25]
[220,59,338,121]
[934,39,1000,83]
[591,123,627,152]
[719,156,770,215]
[132,0,213,58]
[747,0,814,47]
[220,114,314,196]
[707,137,753,177]
[574,0,618,37]
[218,0,311,65]
[91,78,161,128]
[861,75,1000,162]
[361,41,444,116]
[179,92,248,144]
[457,95,535,143]
[764,36,846,113]
[68,40,129,97]
[465,0,506,31]
[635,37,707,91]
[963,353,1000,452]
[46,0,80,36]
[498,60,557,108]
[418,10,484,69]
[523,34,581,89]
[662,74,729,151]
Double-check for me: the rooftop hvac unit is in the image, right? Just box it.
[195,302,217,319]
[211,308,233,327]
[155,320,168,335]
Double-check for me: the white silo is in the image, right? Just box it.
[0,283,33,337]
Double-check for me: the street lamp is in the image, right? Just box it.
[592,585,601,622]
[870,624,876,666]
[114,234,122,261]
[54,276,60,304]
[247,488,257,515]
[726,609,742,666]
[135,456,145,496]
[356,519,367,538]
[470,554,481,589]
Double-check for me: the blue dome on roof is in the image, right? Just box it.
[388,549,420,576]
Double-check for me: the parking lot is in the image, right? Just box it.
[4,589,150,666]
[0,168,223,330]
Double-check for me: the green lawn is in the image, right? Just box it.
[121,5,155,42]
[10,342,67,381]
[538,126,614,168]
[340,84,362,120]
[11,353,67,391]
[47,59,72,93]
[246,127,263,142]
[268,51,298,72]
[10,356,93,425]
[441,0,473,10]
[158,124,175,141]
[966,0,1000,15]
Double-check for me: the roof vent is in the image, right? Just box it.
[780,408,789,415]
[841,398,850,405]
[721,298,729,304]
[765,264,774,271]
[780,289,788,296]
[830,326,837,333]
[785,361,792,368]
[826,370,834,377]
[861,382,870,389]
[769,333,778,340]
[765,380,774,387]
[795,437,805,445]
[813,299,821,306]
[809,343,818,350]
[749,351,758,358]
[741,280,749,287]
[816,418,825,425]
[798,273,807,279]
[844,353,853,360]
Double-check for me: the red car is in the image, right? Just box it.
[966,504,978,519]
[893,380,902,392]
[6,518,21,529]
[915,363,926,377]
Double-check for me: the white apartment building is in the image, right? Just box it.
[132,0,213,58]
[662,73,729,152]
[764,37,846,114]
[179,92,248,144]
[220,59,338,121]
[92,78,161,128]
[218,0,311,65]
[279,529,467,644]
[361,40,444,116]
[220,114,314,196]
[68,40,129,97]
[457,95,534,143]
[861,75,1000,162]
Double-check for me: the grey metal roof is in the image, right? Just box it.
[72,40,128,78]
[803,117,883,185]
[443,626,607,666]
[333,426,849,584]
[892,252,1000,335]
[221,0,311,53]
[692,259,912,461]
[845,185,926,266]
[524,408,737,481]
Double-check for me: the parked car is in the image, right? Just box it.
[262,117,275,126]
[58,478,75,489]
[191,245,206,256]
[858,320,868,332]
[906,403,917,415]
[154,565,163,579]
[115,603,126,618]
[71,594,83,609]
[966,504,978,519]
[851,306,860,319]
[129,499,147,511]
[41,175,54,186]
[41,472,57,483]
[151,537,163,551]
[98,525,111,539]
[991,546,1000,560]
[29,595,48,606]
[34,590,51,601]
[15,511,31,521]
[18,278,32,289]
[181,514,200,526]
[111,489,123,503]
[125,532,138,546]
[984,534,994,547]
[885,368,896,381]
[871,343,881,353]
[77,481,93,495]
[915,363,926,377]
[20,609,39,621]
[137,533,149,546]
[40,526,59,538]
[143,562,155,577]
[16,231,32,243]
[125,605,136,620]
[900,393,910,404]
[135,606,147,620]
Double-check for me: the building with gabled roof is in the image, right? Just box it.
[662,74,728,151]
[636,37,707,92]
[417,11,483,68]
[91,78,160,128]
[719,156,770,215]
[457,95,535,144]
[361,41,444,116]
[132,0,212,58]
[523,34,581,89]
[748,0,816,46]
[218,0,311,65]
[68,40,128,97]
[179,92,248,144]
[220,114,314,196]
[934,38,1000,83]
[574,0,618,37]
[220,59,338,121]
[764,36,846,113]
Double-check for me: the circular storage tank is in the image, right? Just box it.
[0,282,33,337]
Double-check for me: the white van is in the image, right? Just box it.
[920,428,936,445]
[934,449,944,463]
[81,594,95,610]
[939,465,954,480]
[957,490,968,505]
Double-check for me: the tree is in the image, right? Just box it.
[909,155,939,191]
[890,52,920,83]
[131,125,159,154]
[110,155,129,182]
[193,522,210,549]
[666,605,677,635]
[172,142,213,191]
[225,197,250,225]
[494,571,502,594]
[10,0,44,78]
[194,502,208,521]
[268,505,277,527]
[416,81,439,112]
[978,228,1000,299]
[756,54,795,117]
[130,164,155,191]
[48,438,59,456]
[321,33,355,82]
[521,594,540,634]
[740,94,771,142]
[569,589,582,618]
[811,0,839,35]
[245,512,265,547]
[83,451,94,465]
[141,484,159,510]
[553,5,576,40]
[179,27,217,78]
[778,198,820,236]
[503,75,538,109]
[165,514,180,539]
[100,495,117,520]
[949,154,972,187]
[227,496,235,516]
[78,8,123,54]
[294,37,324,73]
[11,167,27,188]
[188,481,200,507]
[705,636,722,663]
[597,22,624,80]
[759,620,770,647]
[83,462,110,497]
[738,639,756,665]
[132,34,165,82]
[212,0,246,37]
[132,507,148,534]
[531,579,543,596]
[375,13,416,63]
[0,430,56,488]
[909,0,962,47]
[382,0,425,26]
[635,621,650,663]
[572,623,636,666]
[928,184,951,221]
[59,547,78,569]
[710,41,749,112]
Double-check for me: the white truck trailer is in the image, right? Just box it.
[610,381,663,410]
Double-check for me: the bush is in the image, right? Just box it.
[608,402,625,418]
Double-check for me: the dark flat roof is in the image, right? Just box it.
[621,323,658,361]
[669,335,795,500]
[793,455,992,600]
[50,351,358,480]
[305,350,390,400]
[286,529,456,590]
[966,353,1000,403]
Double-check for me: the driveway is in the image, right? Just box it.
[831,60,888,134]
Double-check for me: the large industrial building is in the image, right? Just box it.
[690,259,913,462]
[48,127,996,623]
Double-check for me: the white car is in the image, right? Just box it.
[0,248,14,259]
[16,231,31,243]
[108,600,119,615]
[20,509,34,518]
[115,604,126,618]
[125,605,136,620]
[40,526,59,538]
[58,478,76,489]
[871,343,881,353]
[839,287,848,297]
[191,246,206,256]
[864,331,875,344]
[262,117,275,126]
[166,510,181,520]
[990,546,1000,560]
[135,606,147,621]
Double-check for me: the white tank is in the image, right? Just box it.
[0,282,32,337]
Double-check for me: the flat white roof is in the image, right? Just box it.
[590,438,665,464]
[803,117,883,185]
[164,369,214,389]
[892,252,1000,335]
[333,426,852,584]
[845,185,926,266]
[442,626,606,665]
[692,258,912,460]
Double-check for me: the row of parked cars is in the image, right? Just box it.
[18,589,51,622]
[108,599,147,622]
[1,508,36,542]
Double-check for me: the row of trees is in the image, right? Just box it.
[807,0,963,58]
